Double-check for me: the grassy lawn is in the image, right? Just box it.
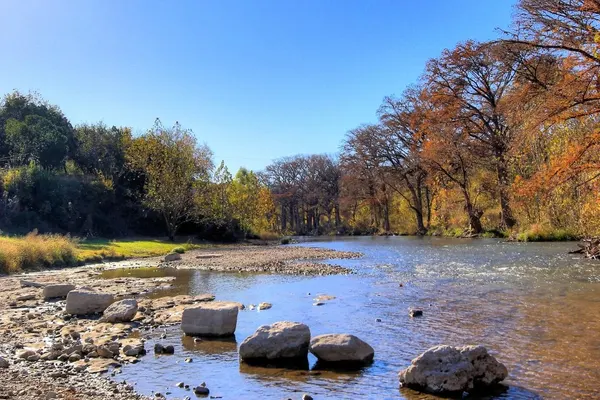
[76,237,205,262]
[0,234,206,274]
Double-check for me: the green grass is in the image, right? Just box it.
[0,233,209,274]
[514,226,579,242]
[76,237,204,262]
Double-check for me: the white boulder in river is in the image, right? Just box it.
[181,301,239,336]
[101,299,138,322]
[239,321,310,361]
[43,284,75,300]
[65,289,114,315]
[398,345,508,394]
[309,334,374,364]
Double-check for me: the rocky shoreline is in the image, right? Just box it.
[0,245,361,400]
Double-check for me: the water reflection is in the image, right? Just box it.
[108,237,600,399]
[181,335,238,355]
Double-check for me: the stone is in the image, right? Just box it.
[176,382,184,388]
[70,331,81,340]
[27,354,40,362]
[57,354,69,362]
[409,309,423,317]
[309,334,374,364]
[65,290,114,315]
[239,321,311,361]
[181,302,239,337]
[398,345,508,394]
[20,280,44,288]
[123,343,145,357]
[46,392,58,400]
[16,294,36,301]
[154,343,164,354]
[68,353,82,362]
[257,302,272,310]
[17,349,36,359]
[163,345,174,354]
[193,386,209,395]
[302,395,314,400]
[0,357,8,368]
[101,299,138,323]
[97,346,114,358]
[43,284,75,300]
[164,253,181,262]
[313,302,324,306]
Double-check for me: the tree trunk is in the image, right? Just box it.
[463,189,483,234]
[496,152,516,229]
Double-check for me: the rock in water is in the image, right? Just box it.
[181,302,239,337]
[65,289,114,315]
[102,299,138,323]
[43,284,75,300]
[193,386,209,395]
[309,334,374,365]
[398,345,508,394]
[409,309,423,317]
[164,253,182,262]
[239,321,310,362]
[257,302,272,310]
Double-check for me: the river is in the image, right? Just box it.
[108,236,600,399]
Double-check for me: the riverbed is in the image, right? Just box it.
[109,237,600,399]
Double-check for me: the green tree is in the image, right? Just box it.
[127,119,213,240]
[0,91,74,169]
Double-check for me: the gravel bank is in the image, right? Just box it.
[0,244,362,399]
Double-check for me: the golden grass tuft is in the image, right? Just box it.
[0,232,78,274]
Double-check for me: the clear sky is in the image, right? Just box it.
[0,0,517,172]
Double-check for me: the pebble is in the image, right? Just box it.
[258,302,272,310]
[184,357,192,363]
[302,395,314,400]
[176,382,184,388]
[0,357,8,368]
[313,302,324,306]
[376,318,382,322]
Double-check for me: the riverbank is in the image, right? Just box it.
[0,244,360,399]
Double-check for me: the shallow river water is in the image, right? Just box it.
[105,237,600,399]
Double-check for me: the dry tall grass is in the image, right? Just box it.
[0,232,78,274]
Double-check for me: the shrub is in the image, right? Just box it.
[172,246,185,254]
[0,231,78,274]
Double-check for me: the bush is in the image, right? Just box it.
[0,231,78,274]
[515,224,579,242]
[172,246,185,254]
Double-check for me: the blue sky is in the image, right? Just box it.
[0,0,516,172]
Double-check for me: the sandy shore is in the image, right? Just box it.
[0,244,361,399]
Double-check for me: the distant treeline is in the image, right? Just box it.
[1,0,599,240]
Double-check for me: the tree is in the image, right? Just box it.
[73,123,131,180]
[0,91,74,169]
[425,41,520,229]
[127,119,213,240]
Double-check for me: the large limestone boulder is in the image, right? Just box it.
[101,299,138,323]
[65,290,114,315]
[239,321,310,361]
[43,284,75,300]
[309,334,374,364]
[398,345,508,394]
[181,301,238,337]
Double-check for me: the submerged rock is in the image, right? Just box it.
[181,302,239,337]
[102,299,138,323]
[309,334,374,365]
[398,345,508,394]
[257,302,272,310]
[239,321,310,362]
[65,289,114,315]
